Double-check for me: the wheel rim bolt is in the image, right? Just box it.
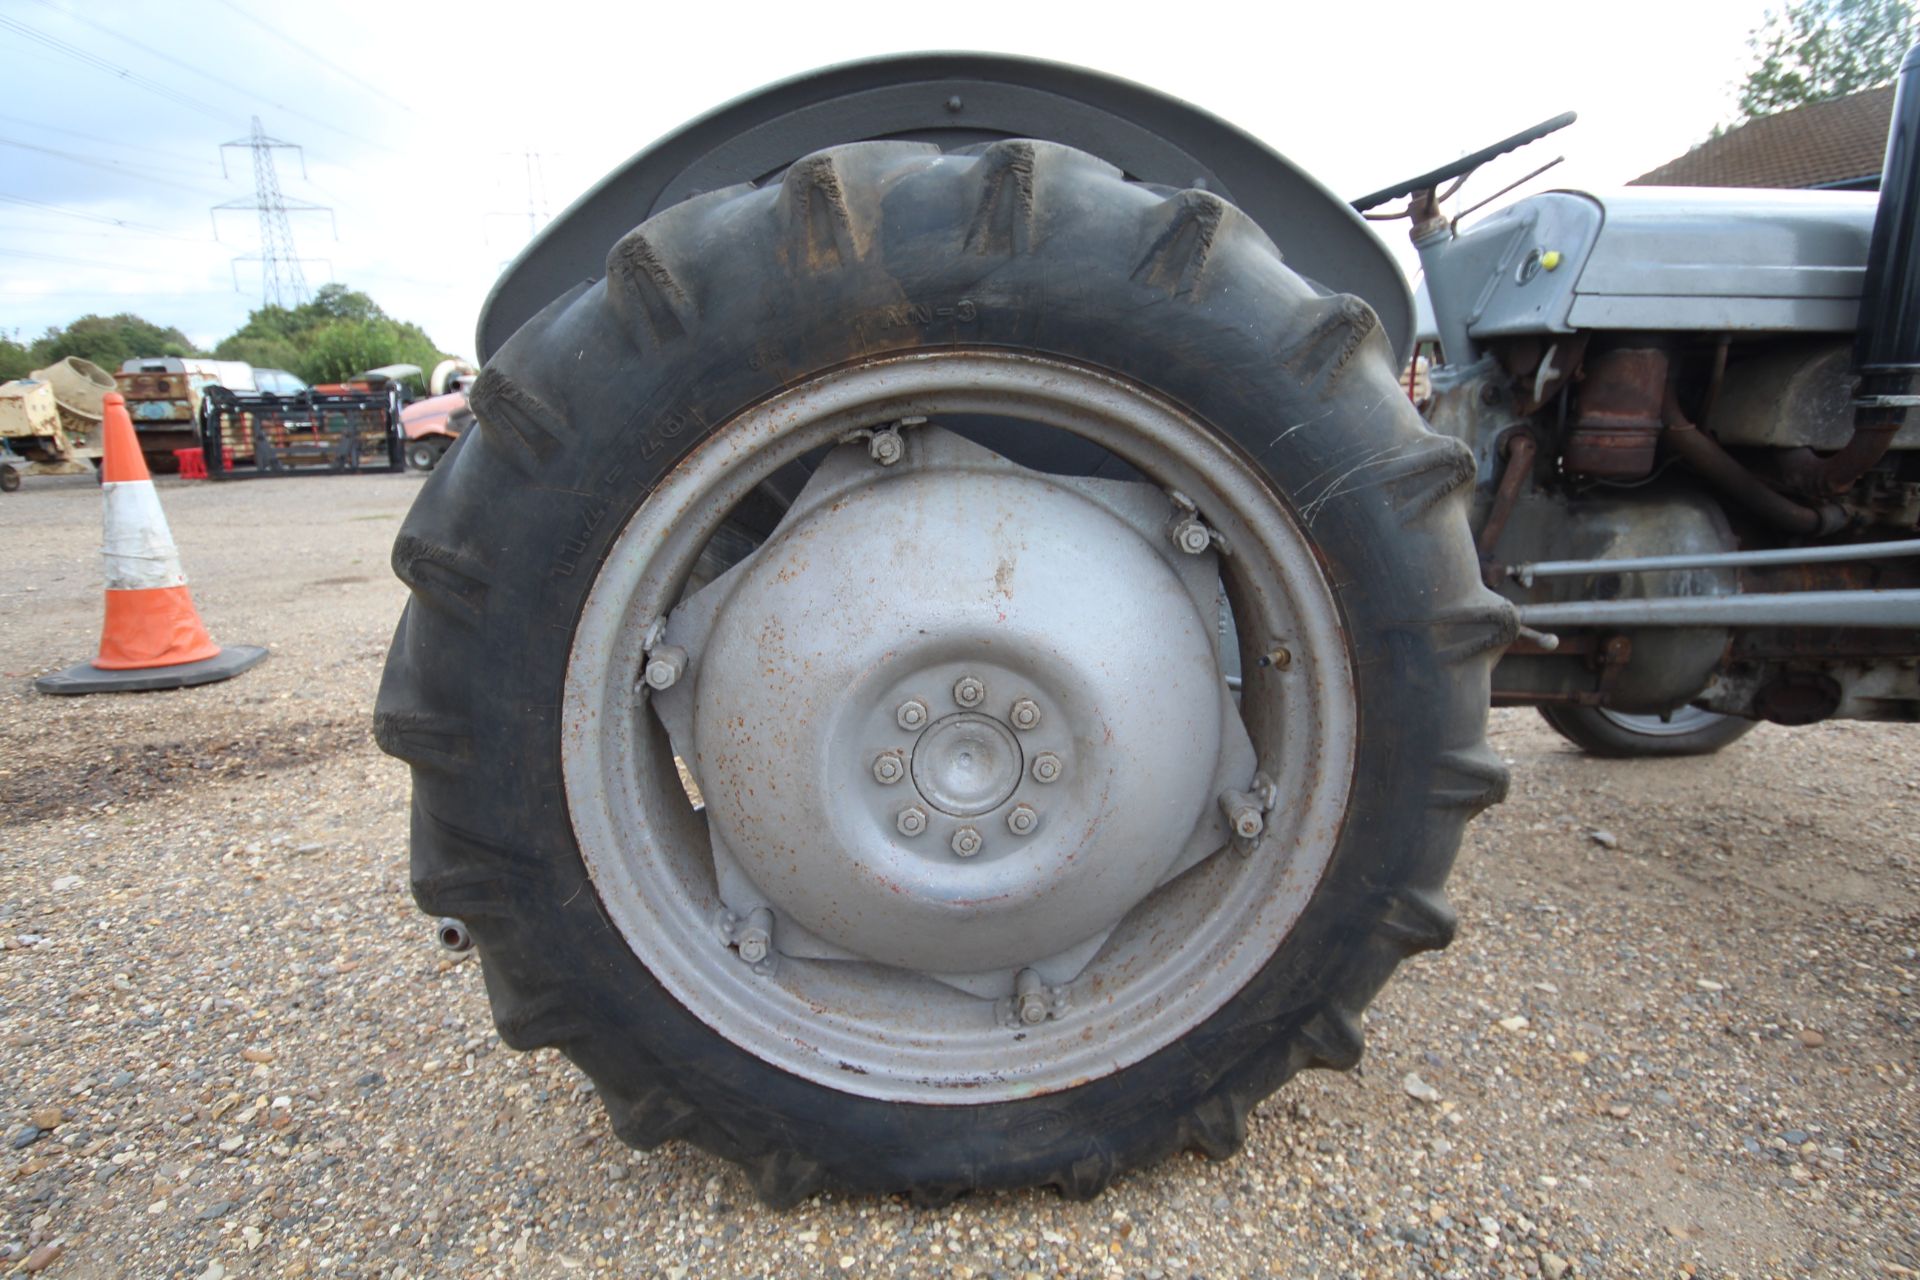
[952,676,985,708]
[869,429,903,466]
[871,752,905,785]
[1009,698,1041,731]
[896,806,928,837]
[1006,804,1039,836]
[1172,517,1212,555]
[1030,752,1062,784]
[1228,804,1263,840]
[643,645,687,691]
[950,826,983,858]
[896,699,929,731]
[1015,967,1048,1025]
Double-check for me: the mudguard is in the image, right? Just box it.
[477,53,1411,362]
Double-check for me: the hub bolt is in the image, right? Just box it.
[1226,802,1264,841]
[871,752,905,785]
[1009,697,1042,731]
[896,806,928,837]
[896,699,929,731]
[952,675,986,708]
[869,428,904,467]
[950,826,983,858]
[735,908,774,965]
[1171,516,1212,556]
[643,645,688,691]
[1015,968,1049,1025]
[1030,752,1062,784]
[1006,804,1039,836]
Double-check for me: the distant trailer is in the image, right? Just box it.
[198,384,404,478]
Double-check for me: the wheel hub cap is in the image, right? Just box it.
[681,438,1226,976]
[912,713,1022,817]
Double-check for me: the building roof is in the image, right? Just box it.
[1631,85,1893,189]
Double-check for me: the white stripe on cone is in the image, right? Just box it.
[101,479,189,592]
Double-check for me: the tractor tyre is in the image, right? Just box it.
[1539,704,1757,758]
[376,140,1511,1205]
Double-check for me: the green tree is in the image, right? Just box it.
[214,284,450,382]
[1738,0,1918,121]
[295,317,446,384]
[0,334,32,381]
[28,313,199,371]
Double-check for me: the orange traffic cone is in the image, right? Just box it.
[35,393,266,694]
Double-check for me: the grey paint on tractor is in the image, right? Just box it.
[1424,186,1884,360]
[476,52,1413,363]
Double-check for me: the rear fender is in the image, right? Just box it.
[477,52,1410,362]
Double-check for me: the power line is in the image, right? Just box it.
[0,137,225,197]
[0,194,206,242]
[26,0,396,157]
[0,13,232,125]
[0,247,207,278]
[0,111,220,173]
[205,0,418,117]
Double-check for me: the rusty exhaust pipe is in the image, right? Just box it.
[1661,391,1842,534]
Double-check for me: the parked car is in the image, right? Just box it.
[398,392,472,470]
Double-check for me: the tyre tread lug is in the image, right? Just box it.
[467,368,566,472]
[1132,189,1232,300]
[1283,295,1382,396]
[390,533,490,626]
[966,140,1039,255]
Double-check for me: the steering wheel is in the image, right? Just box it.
[1350,111,1577,213]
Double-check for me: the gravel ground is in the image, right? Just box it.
[1,472,1915,1279]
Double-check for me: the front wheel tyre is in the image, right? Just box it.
[377,139,1511,1204]
[1539,703,1757,758]
[406,437,447,472]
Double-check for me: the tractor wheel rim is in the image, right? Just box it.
[1596,705,1728,738]
[561,351,1356,1104]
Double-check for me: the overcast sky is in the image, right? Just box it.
[2,0,1777,361]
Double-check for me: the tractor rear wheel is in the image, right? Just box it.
[376,140,1510,1204]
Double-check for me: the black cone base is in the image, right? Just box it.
[34,644,268,696]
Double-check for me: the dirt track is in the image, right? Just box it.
[2,472,1915,1278]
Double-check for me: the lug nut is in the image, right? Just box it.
[896,698,929,731]
[871,752,905,785]
[950,826,983,858]
[1171,517,1212,556]
[1226,803,1264,841]
[869,429,903,466]
[952,675,985,708]
[1006,804,1039,836]
[1015,968,1049,1025]
[643,645,688,691]
[896,806,928,837]
[1031,752,1062,784]
[735,907,774,965]
[1009,697,1041,731]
